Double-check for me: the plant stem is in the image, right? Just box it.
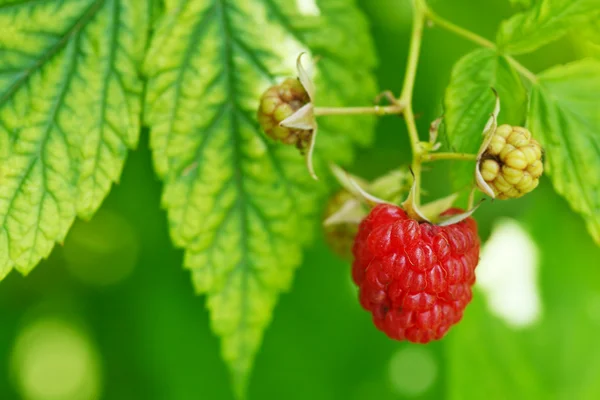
[314,104,404,117]
[421,152,477,162]
[424,6,495,49]
[399,3,425,106]
[394,0,535,208]
[423,3,538,83]
[399,0,426,206]
[506,55,538,83]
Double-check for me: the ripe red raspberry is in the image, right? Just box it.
[352,204,480,343]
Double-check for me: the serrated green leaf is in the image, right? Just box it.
[142,0,377,397]
[444,48,527,190]
[0,0,148,279]
[497,0,600,55]
[528,59,600,244]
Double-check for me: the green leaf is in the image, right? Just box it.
[497,0,600,55]
[142,0,377,397]
[444,48,527,190]
[528,59,600,244]
[573,18,600,58]
[0,0,148,279]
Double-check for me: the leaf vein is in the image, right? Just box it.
[0,0,103,107]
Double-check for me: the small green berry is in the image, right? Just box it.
[257,78,312,150]
[323,191,360,260]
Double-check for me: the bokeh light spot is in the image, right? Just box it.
[10,317,102,400]
[296,0,321,16]
[63,210,139,286]
[477,218,541,327]
[388,347,437,396]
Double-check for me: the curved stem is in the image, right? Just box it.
[394,0,537,209]
[423,3,538,83]
[399,0,426,206]
[421,152,478,162]
[314,104,404,117]
[506,55,538,83]
[399,2,425,106]
[404,107,422,202]
[424,6,495,49]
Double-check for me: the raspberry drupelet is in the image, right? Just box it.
[352,204,480,343]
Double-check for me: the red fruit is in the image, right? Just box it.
[352,204,480,343]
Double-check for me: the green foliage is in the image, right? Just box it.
[528,59,600,244]
[508,0,535,8]
[3,0,600,398]
[574,19,600,58]
[0,0,148,279]
[448,183,600,399]
[497,0,600,54]
[444,1,600,245]
[447,297,546,399]
[444,48,527,189]
[142,0,376,395]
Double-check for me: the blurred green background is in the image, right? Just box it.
[2,0,599,399]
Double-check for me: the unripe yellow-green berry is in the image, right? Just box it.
[478,124,543,199]
[323,190,360,260]
[257,78,312,151]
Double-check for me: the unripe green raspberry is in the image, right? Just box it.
[257,78,312,150]
[478,124,543,199]
[323,190,360,260]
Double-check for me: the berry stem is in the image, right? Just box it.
[421,152,478,162]
[422,3,538,83]
[506,56,538,83]
[398,0,426,206]
[399,3,424,107]
[313,104,404,117]
[423,6,494,49]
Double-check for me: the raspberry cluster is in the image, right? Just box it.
[479,124,543,199]
[257,78,312,150]
[352,204,480,343]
